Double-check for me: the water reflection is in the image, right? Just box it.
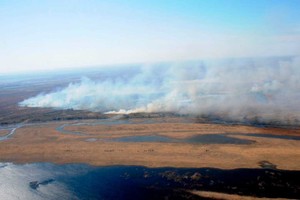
[0,163,76,199]
[0,162,299,199]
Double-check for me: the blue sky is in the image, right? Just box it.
[0,0,300,74]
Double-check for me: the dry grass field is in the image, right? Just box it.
[1,116,299,170]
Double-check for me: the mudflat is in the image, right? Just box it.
[0,116,299,170]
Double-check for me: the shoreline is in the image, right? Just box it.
[1,161,299,199]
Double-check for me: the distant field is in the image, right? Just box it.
[1,116,300,170]
[1,67,300,200]
[0,66,138,125]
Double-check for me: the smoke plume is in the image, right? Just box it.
[19,57,300,125]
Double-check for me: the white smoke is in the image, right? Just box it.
[19,57,300,124]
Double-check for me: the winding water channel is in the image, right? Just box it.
[2,118,300,144]
[0,124,23,141]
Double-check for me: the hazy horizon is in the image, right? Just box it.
[1,0,300,74]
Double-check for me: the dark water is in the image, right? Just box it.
[113,134,254,145]
[0,162,299,200]
[184,134,254,144]
[113,135,176,143]
[245,133,300,140]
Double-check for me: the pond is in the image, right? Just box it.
[112,134,254,145]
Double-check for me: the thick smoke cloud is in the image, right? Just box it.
[19,57,300,125]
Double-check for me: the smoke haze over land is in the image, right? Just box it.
[20,57,300,125]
